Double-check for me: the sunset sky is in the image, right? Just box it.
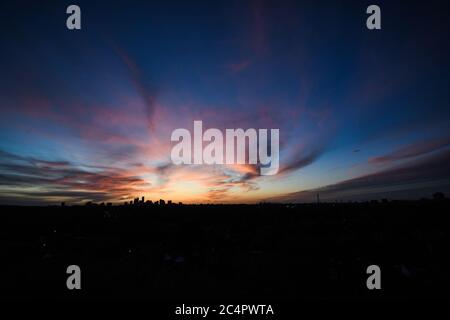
[1,0,449,205]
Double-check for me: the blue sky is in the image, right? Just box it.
[0,0,449,204]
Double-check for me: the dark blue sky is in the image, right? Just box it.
[0,0,449,204]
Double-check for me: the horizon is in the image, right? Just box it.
[1,191,447,207]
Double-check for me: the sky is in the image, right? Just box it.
[0,0,449,205]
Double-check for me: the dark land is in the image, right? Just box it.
[0,200,449,300]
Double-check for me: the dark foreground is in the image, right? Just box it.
[0,201,449,300]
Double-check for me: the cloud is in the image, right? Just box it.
[269,148,450,202]
[0,150,150,204]
[278,147,325,175]
[151,162,261,202]
[277,137,329,175]
[113,44,159,131]
[369,136,450,164]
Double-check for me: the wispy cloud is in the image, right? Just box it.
[270,148,450,202]
[369,136,450,164]
[0,150,150,204]
[113,44,159,131]
[278,144,327,175]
